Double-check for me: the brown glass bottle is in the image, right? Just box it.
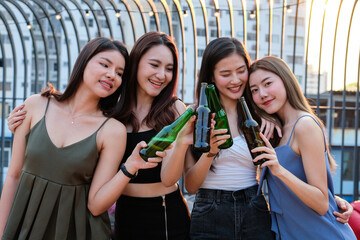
[193,82,211,153]
[239,96,268,165]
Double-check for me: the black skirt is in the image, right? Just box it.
[114,188,190,240]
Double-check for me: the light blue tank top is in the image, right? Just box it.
[257,115,356,240]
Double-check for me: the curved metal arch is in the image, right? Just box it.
[119,0,137,42]
[184,0,198,101]
[146,0,160,31]
[132,0,148,34]
[0,19,7,191]
[106,0,126,43]
[198,0,209,45]
[11,0,49,93]
[0,1,28,100]
[158,0,173,37]
[268,0,273,55]
[281,0,287,59]
[341,0,359,198]
[42,0,72,79]
[66,0,91,41]
[255,0,259,59]
[81,0,102,37]
[93,0,114,38]
[54,0,81,53]
[328,0,343,148]
[30,0,62,89]
[226,0,234,37]
[240,0,247,46]
[292,0,300,72]
[171,0,186,99]
[304,0,314,96]
[212,0,221,38]
[0,11,17,106]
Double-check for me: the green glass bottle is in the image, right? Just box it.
[206,84,233,149]
[239,96,268,165]
[139,107,195,161]
[193,82,212,153]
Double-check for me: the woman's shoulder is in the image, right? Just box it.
[101,118,127,138]
[173,99,187,115]
[23,94,50,112]
[293,114,324,145]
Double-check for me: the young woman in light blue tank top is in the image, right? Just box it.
[248,56,356,239]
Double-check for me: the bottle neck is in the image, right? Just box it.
[170,108,194,133]
[207,88,222,112]
[199,85,208,107]
[240,97,253,121]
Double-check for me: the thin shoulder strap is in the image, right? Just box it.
[96,118,111,133]
[44,98,51,116]
[286,115,326,149]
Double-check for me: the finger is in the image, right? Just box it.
[155,151,167,158]
[141,162,159,169]
[212,128,228,135]
[147,157,162,163]
[262,121,270,139]
[251,146,275,154]
[259,132,273,148]
[275,125,283,138]
[266,123,274,140]
[260,119,266,133]
[13,104,25,113]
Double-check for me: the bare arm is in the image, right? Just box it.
[254,118,329,215]
[0,97,38,236]
[87,120,162,216]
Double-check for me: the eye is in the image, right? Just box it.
[166,67,173,72]
[150,63,158,68]
[251,88,258,94]
[117,72,123,77]
[100,62,108,68]
[265,81,272,86]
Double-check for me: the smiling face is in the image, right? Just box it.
[82,50,125,98]
[249,68,287,114]
[136,45,174,98]
[213,53,248,102]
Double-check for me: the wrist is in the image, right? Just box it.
[120,163,138,179]
[205,151,217,158]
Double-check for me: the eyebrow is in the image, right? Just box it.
[148,58,174,66]
[100,57,124,71]
[219,64,246,73]
[249,76,271,88]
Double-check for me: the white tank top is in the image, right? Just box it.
[201,135,257,191]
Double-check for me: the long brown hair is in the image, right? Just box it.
[248,56,336,171]
[114,32,179,132]
[41,37,129,116]
[196,37,253,134]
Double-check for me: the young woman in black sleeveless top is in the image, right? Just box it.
[112,32,190,240]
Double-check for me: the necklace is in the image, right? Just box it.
[68,105,99,125]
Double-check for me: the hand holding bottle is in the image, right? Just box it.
[251,132,285,176]
[125,141,164,175]
[207,126,231,157]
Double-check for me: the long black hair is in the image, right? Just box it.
[41,37,129,116]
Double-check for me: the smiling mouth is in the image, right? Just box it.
[263,99,273,106]
[229,85,242,92]
[149,79,163,87]
[99,80,113,89]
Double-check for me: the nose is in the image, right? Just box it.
[156,68,166,80]
[259,87,268,98]
[230,72,241,84]
[106,68,116,79]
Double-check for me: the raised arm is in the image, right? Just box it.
[87,119,162,216]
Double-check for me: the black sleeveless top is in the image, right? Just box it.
[120,129,162,183]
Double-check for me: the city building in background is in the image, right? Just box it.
[0,0,359,201]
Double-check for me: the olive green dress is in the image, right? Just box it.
[2,99,111,240]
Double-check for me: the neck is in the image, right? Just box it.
[68,91,100,115]
[276,102,302,126]
[220,96,237,115]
